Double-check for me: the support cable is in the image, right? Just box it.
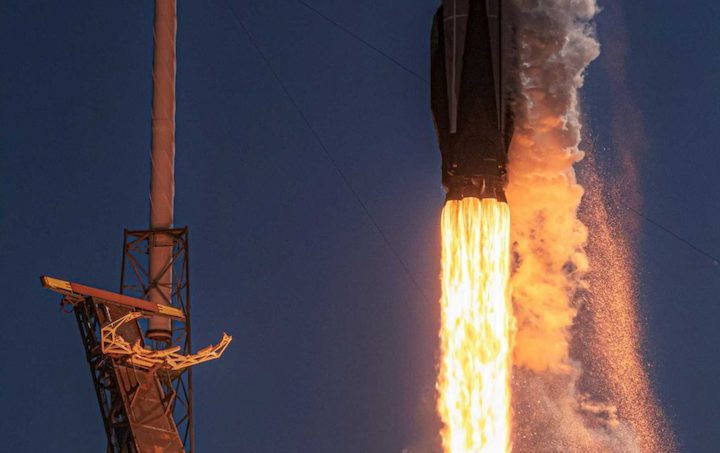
[222,1,719,273]
[220,0,433,302]
[292,2,720,270]
[293,0,428,84]
[627,206,720,267]
[296,3,720,271]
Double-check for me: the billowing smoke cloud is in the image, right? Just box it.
[507,0,599,374]
[512,368,641,451]
[503,0,667,451]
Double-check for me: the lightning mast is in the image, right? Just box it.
[40,2,230,452]
[147,0,176,343]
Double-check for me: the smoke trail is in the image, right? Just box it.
[504,0,670,450]
[506,0,599,375]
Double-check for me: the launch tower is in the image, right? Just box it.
[40,2,230,452]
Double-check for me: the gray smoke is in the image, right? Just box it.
[506,1,647,451]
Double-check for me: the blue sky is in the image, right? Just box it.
[1,1,717,451]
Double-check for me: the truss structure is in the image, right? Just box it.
[41,227,214,453]
[101,311,231,372]
[119,227,194,451]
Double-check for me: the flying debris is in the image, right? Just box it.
[431,0,515,202]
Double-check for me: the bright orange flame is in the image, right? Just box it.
[438,197,513,453]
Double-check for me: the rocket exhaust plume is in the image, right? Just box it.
[506,0,598,375]
[506,0,672,450]
[429,0,672,450]
[438,198,513,452]
[431,1,516,450]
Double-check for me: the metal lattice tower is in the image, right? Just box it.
[40,2,231,452]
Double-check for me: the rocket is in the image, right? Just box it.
[431,0,515,202]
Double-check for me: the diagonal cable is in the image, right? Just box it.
[221,0,718,276]
[288,2,720,272]
[293,0,428,84]
[627,206,720,267]
[296,0,719,272]
[220,0,433,302]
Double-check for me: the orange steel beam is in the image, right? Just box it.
[40,276,185,321]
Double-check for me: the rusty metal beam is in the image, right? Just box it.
[41,276,185,321]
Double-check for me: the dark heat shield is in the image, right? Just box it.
[431,0,513,202]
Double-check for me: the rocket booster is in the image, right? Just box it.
[431,0,514,202]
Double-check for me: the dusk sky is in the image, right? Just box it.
[1,1,718,451]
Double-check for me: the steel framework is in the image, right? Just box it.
[42,227,232,451]
[72,295,186,453]
[120,227,194,451]
[74,297,135,451]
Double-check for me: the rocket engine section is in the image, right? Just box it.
[431,0,515,202]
